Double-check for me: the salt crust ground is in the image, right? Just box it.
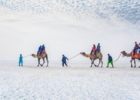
[0,64,140,100]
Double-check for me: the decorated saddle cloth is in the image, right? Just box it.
[40,50,45,56]
[88,52,101,59]
[132,51,140,59]
[36,50,46,58]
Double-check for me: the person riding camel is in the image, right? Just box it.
[139,43,140,48]
[97,43,101,52]
[95,43,101,56]
[40,44,45,56]
[90,44,96,55]
[37,45,42,56]
[133,42,139,55]
[137,43,140,54]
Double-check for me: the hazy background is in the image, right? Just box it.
[0,0,140,63]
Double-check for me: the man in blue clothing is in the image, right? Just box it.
[19,54,23,66]
[107,54,114,68]
[40,44,45,55]
[62,54,69,67]
[37,45,42,55]
[41,44,45,51]
[94,43,101,56]
[97,43,101,52]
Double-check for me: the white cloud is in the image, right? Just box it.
[0,0,139,64]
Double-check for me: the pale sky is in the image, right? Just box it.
[0,0,140,63]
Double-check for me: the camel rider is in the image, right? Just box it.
[90,44,96,55]
[137,43,140,54]
[40,44,45,55]
[137,43,140,49]
[97,43,101,52]
[37,45,42,55]
[95,43,100,55]
[133,42,139,55]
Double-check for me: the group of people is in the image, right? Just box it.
[90,43,114,68]
[90,43,101,56]
[18,43,114,67]
[60,42,140,68]
[20,42,140,67]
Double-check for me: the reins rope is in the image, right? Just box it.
[67,53,80,67]
[113,53,122,62]
[23,55,31,58]
[68,53,80,60]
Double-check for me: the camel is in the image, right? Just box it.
[80,52,103,67]
[121,51,140,68]
[32,52,49,67]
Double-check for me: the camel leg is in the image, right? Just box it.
[41,58,45,66]
[130,59,133,68]
[134,59,136,68]
[100,59,103,67]
[37,58,40,67]
[90,59,93,67]
[92,59,98,67]
[46,55,49,67]
[97,59,100,67]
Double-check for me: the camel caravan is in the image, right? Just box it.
[28,42,140,68]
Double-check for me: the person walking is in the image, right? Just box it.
[107,54,114,68]
[62,54,68,67]
[19,54,23,66]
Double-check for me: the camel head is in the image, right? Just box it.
[80,52,86,55]
[31,54,37,58]
[121,51,127,55]
[80,52,90,58]
[121,51,131,57]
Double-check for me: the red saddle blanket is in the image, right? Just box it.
[132,51,140,59]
